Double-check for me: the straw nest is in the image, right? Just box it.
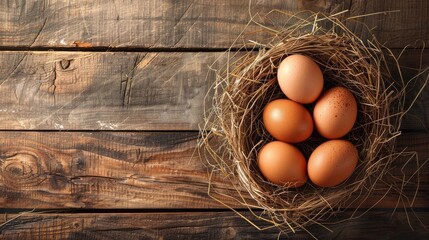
[199,11,426,236]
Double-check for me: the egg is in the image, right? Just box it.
[313,86,357,139]
[277,54,324,104]
[263,99,313,143]
[307,140,358,187]
[257,141,307,187]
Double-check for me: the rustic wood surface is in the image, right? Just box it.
[0,0,428,239]
[0,132,427,209]
[0,51,219,130]
[0,0,427,48]
[0,50,427,131]
[0,210,428,240]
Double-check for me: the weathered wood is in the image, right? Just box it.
[0,51,216,130]
[344,0,429,49]
[0,131,251,209]
[0,210,428,239]
[400,49,429,131]
[0,50,427,130]
[0,1,426,238]
[0,0,427,49]
[0,131,427,209]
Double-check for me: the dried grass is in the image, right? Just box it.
[198,10,429,237]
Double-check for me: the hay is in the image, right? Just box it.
[199,10,428,236]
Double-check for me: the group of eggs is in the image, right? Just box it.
[257,54,359,188]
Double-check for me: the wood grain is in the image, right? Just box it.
[0,51,217,130]
[0,210,428,240]
[0,50,427,130]
[0,131,427,209]
[0,131,251,209]
[344,0,429,48]
[0,0,427,49]
[0,1,427,238]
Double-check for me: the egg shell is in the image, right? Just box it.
[313,86,357,139]
[277,54,324,104]
[307,140,358,187]
[257,141,307,187]
[263,99,313,143]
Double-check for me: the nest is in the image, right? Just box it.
[199,11,426,236]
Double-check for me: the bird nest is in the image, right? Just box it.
[199,11,426,237]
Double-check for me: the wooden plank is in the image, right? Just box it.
[0,51,217,130]
[0,0,427,49]
[399,49,429,131]
[0,131,428,209]
[342,0,429,49]
[0,210,428,239]
[0,50,427,131]
[0,131,251,209]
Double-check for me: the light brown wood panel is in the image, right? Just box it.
[0,50,427,130]
[0,0,427,49]
[0,51,217,130]
[0,131,427,209]
[0,210,428,239]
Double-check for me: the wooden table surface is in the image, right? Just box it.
[0,0,428,239]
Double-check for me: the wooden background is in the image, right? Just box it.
[0,0,428,239]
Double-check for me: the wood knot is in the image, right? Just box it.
[60,59,72,70]
[0,152,46,188]
[222,227,237,240]
[71,156,86,172]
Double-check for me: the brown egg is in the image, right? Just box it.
[263,99,313,143]
[257,141,307,187]
[307,140,358,187]
[277,54,324,104]
[313,86,357,139]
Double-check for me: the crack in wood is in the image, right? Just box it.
[174,0,197,30]
[174,13,202,47]
[49,63,57,100]
[1,55,26,91]
[30,17,48,48]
